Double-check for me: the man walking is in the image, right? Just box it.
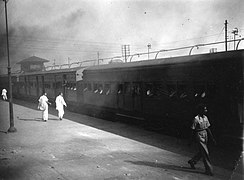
[55,92,67,120]
[1,88,7,100]
[38,92,50,122]
[188,104,216,176]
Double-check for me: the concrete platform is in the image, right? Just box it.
[0,99,243,180]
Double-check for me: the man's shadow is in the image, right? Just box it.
[17,117,60,122]
[125,160,205,175]
[0,130,8,134]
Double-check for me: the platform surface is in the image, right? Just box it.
[0,99,243,180]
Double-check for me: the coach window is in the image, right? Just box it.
[71,83,77,90]
[63,75,67,84]
[63,80,67,87]
[153,83,160,97]
[132,83,141,96]
[124,82,131,95]
[167,84,177,98]
[87,83,92,91]
[83,83,88,92]
[177,84,188,99]
[94,83,98,93]
[117,84,123,94]
[98,84,103,94]
[66,82,70,89]
[194,84,206,98]
[110,83,116,94]
[70,83,73,90]
[145,83,153,97]
[44,83,51,89]
[20,82,25,89]
[154,82,167,97]
[104,84,111,95]
[83,83,91,92]
[56,82,62,89]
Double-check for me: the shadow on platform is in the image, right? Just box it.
[0,130,8,134]
[18,117,60,122]
[125,160,205,175]
[12,99,242,172]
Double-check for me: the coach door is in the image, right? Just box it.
[123,82,133,111]
[117,83,124,109]
[132,82,142,112]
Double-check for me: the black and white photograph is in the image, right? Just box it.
[0,0,243,179]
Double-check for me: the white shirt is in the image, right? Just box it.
[38,95,49,110]
[2,89,7,95]
[55,95,67,110]
[191,115,210,131]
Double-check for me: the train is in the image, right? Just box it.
[0,49,243,146]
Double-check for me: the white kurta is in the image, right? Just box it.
[38,95,49,121]
[55,95,67,119]
[1,89,7,100]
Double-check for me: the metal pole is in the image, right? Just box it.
[225,20,228,51]
[3,0,17,132]
[147,43,151,60]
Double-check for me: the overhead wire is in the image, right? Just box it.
[215,26,225,42]
[1,0,243,55]
[0,32,238,57]
[1,28,243,49]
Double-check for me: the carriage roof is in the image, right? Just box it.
[85,50,244,72]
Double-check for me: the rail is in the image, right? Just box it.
[45,59,97,71]
[45,38,244,71]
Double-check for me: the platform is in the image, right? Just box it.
[0,99,243,180]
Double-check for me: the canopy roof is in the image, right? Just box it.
[17,56,49,64]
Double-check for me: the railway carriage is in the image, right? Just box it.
[1,49,243,145]
[12,67,85,110]
[82,50,244,141]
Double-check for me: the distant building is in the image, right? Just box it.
[16,56,49,72]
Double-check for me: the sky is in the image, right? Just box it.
[0,0,244,73]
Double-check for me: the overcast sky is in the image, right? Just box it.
[0,0,244,73]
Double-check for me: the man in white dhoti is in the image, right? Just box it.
[38,92,50,122]
[1,88,7,100]
[55,92,67,120]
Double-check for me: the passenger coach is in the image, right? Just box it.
[82,50,244,142]
[1,49,243,144]
[12,67,86,110]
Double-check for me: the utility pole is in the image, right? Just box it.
[3,0,17,132]
[122,45,130,63]
[225,20,228,51]
[147,43,151,60]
